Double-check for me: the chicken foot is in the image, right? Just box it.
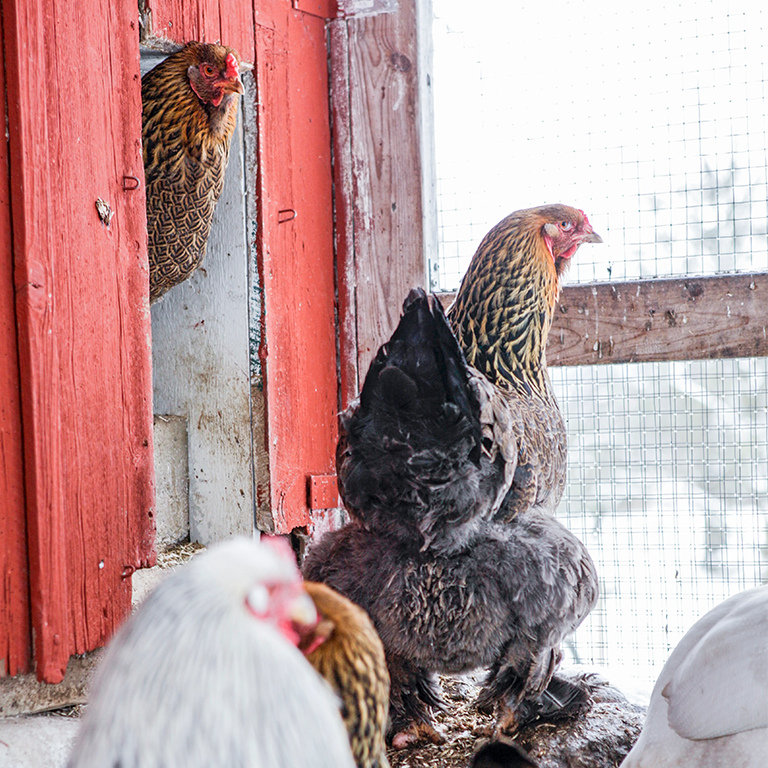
[387,655,447,749]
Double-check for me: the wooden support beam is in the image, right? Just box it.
[331,0,430,406]
[438,272,768,367]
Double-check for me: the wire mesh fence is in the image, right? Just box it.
[432,0,768,686]
[553,358,768,683]
[432,0,767,291]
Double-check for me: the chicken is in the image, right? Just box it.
[142,41,244,303]
[448,205,602,520]
[299,581,391,768]
[67,537,355,768]
[620,585,768,768]
[304,209,601,745]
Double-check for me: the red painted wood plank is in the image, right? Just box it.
[308,475,341,510]
[292,0,337,19]
[254,5,338,532]
[0,10,31,679]
[4,0,155,681]
[144,0,256,63]
[4,0,70,684]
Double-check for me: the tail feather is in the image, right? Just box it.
[359,288,480,440]
[339,288,495,549]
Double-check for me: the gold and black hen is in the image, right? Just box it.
[142,42,244,303]
[448,205,600,519]
[300,582,391,768]
[303,205,601,747]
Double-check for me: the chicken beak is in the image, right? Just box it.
[582,227,603,244]
[274,589,319,647]
[288,591,319,630]
[226,77,245,96]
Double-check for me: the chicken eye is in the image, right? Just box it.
[561,220,573,231]
[246,584,270,616]
[202,63,216,78]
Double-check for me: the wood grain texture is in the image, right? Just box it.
[0,10,30,679]
[4,0,154,682]
[332,0,428,396]
[329,19,359,409]
[254,4,338,532]
[437,273,768,368]
[549,273,768,365]
[143,0,256,62]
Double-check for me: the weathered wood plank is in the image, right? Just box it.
[254,5,338,533]
[333,0,428,389]
[4,0,154,682]
[329,19,359,409]
[437,272,768,367]
[0,10,30,678]
[550,273,768,365]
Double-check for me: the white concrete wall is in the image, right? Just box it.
[150,88,256,545]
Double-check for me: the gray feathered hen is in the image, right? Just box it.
[68,538,355,768]
[304,284,599,747]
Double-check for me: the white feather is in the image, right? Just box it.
[621,584,768,768]
[68,537,355,768]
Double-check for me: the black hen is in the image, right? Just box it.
[336,287,518,553]
[303,289,598,746]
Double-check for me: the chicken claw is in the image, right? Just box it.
[391,721,447,750]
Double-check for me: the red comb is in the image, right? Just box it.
[225,53,240,80]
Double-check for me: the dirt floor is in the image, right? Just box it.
[385,672,646,768]
[386,675,496,768]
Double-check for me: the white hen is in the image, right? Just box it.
[68,537,355,768]
[621,584,768,768]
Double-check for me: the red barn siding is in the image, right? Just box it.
[254,1,338,532]
[144,0,256,64]
[3,0,155,682]
[1,0,354,680]
[0,14,30,680]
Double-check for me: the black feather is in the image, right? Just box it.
[506,672,592,731]
[339,288,497,551]
[303,511,598,741]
